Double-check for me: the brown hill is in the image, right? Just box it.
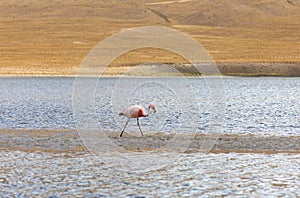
[0,0,299,75]
[147,0,300,27]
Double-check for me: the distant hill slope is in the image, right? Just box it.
[0,1,166,23]
[147,0,300,27]
[0,0,299,75]
[1,0,300,27]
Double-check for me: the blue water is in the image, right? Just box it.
[0,77,299,136]
[0,77,299,197]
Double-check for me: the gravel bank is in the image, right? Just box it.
[1,130,299,153]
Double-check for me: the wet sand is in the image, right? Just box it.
[1,129,299,154]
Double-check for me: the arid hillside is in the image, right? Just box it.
[0,0,299,75]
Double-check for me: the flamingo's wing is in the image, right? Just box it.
[128,105,143,118]
[121,105,145,118]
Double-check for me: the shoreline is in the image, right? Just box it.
[1,129,299,154]
[0,62,299,77]
[1,74,300,78]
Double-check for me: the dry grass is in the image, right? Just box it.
[0,0,299,75]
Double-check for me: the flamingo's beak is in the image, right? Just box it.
[149,104,156,114]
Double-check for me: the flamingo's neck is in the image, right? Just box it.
[140,104,155,117]
[145,106,152,117]
[138,108,148,117]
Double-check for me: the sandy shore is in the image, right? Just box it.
[1,62,299,77]
[1,129,299,154]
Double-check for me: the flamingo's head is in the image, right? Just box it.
[149,104,156,113]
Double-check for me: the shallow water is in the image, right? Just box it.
[0,151,299,197]
[0,76,299,136]
[0,77,299,197]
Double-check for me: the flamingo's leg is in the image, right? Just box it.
[137,118,144,137]
[120,118,130,137]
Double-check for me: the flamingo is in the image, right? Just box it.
[119,104,156,137]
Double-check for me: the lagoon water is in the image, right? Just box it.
[0,151,299,197]
[0,76,299,136]
[0,77,299,197]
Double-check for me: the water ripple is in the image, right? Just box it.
[0,151,299,197]
[0,77,299,136]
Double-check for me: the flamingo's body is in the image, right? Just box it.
[119,104,156,137]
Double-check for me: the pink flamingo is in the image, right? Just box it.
[119,104,156,137]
